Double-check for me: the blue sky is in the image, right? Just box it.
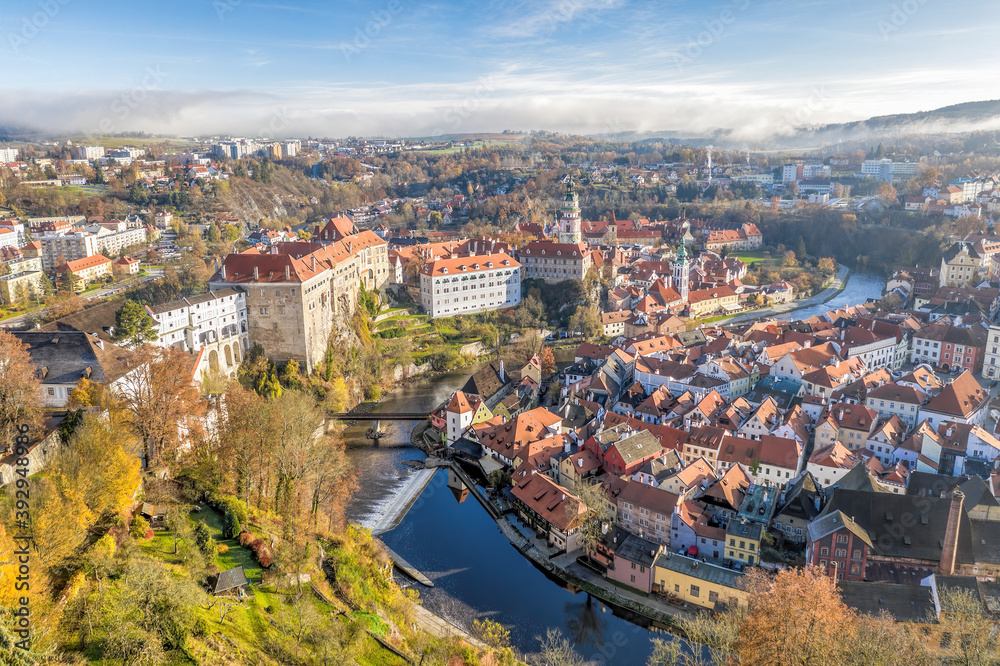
[2,0,998,139]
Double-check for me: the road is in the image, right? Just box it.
[0,268,165,329]
[717,263,850,326]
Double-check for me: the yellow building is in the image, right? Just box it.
[653,552,748,610]
[60,254,112,292]
[687,286,740,318]
[0,270,44,305]
[725,520,763,566]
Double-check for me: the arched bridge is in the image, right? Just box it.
[329,413,429,421]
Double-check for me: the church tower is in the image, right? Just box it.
[558,183,582,244]
[673,239,689,302]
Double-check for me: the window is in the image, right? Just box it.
[47,387,55,396]
[630,575,636,583]
[836,534,848,544]
[708,591,719,603]
[259,307,269,315]
[852,549,862,560]
[820,547,829,556]
[690,585,700,597]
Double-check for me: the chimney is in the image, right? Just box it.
[312,255,317,272]
[221,263,226,280]
[285,265,290,280]
[253,266,259,281]
[938,490,964,575]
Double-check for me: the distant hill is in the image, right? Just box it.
[591,100,1000,150]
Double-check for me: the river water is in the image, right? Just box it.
[790,270,884,320]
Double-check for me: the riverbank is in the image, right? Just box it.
[715,263,862,325]
[425,458,693,629]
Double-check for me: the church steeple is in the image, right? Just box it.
[558,182,582,245]
[673,238,689,303]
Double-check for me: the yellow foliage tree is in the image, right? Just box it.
[59,413,141,517]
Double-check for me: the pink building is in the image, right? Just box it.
[607,530,662,593]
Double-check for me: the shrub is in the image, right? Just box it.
[217,543,229,555]
[238,531,255,548]
[194,521,215,554]
[129,516,150,540]
[211,494,248,539]
[256,548,273,568]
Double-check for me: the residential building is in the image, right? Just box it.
[865,382,926,429]
[419,253,521,318]
[519,240,592,284]
[510,467,586,553]
[0,270,44,305]
[939,242,984,288]
[918,371,989,429]
[60,255,112,291]
[607,530,661,593]
[12,331,132,407]
[614,479,679,544]
[725,519,762,566]
[652,552,747,610]
[76,145,106,160]
[805,510,873,581]
[39,232,100,272]
[443,390,492,445]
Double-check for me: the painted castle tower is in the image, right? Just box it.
[558,183,582,244]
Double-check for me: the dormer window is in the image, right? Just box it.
[442,267,448,273]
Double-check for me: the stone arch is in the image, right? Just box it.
[233,344,241,363]
[209,349,220,372]
[224,344,233,367]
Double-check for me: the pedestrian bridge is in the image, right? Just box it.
[329,413,429,421]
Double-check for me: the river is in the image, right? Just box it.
[787,270,884,320]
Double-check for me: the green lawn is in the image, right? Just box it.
[139,505,263,579]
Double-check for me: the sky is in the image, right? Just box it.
[2,0,999,140]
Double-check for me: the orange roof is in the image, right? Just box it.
[422,252,519,277]
[446,390,478,415]
[62,254,111,272]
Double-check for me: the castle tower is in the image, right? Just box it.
[558,183,582,245]
[673,239,689,303]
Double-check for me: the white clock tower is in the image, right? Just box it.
[673,239,689,302]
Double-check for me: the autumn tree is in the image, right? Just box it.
[877,183,898,206]
[0,331,42,450]
[569,304,602,339]
[56,412,141,518]
[540,347,556,376]
[116,346,204,465]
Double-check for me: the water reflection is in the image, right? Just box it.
[565,594,607,651]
